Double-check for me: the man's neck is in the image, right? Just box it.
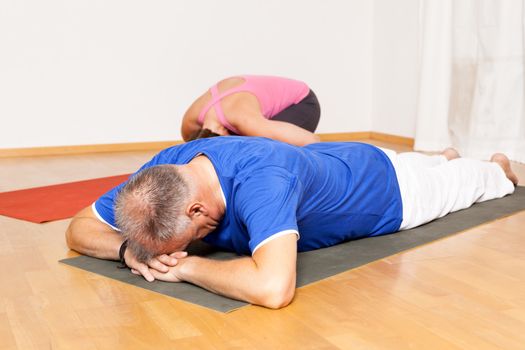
[184,155,225,216]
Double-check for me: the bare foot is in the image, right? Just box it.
[442,147,460,161]
[490,153,519,185]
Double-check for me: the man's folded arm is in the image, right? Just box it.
[65,205,123,260]
[66,206,183,282]
[152,232,298,309]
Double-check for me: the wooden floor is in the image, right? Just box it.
[1,140,525,350]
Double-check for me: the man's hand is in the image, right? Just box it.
[125,250,188,282]
[66,206,189,283]
[148,253,188,283]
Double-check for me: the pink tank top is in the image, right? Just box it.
[197,75,310,134]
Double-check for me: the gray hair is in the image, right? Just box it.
[115,164,191,262]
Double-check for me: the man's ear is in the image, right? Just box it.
[187,202,209,218]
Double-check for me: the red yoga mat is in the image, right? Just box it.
[0,174,130,223]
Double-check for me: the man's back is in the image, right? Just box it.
[94,137,402,254]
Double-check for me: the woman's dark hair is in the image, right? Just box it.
[188,128,220,141]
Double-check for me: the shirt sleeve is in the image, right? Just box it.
[92,182,127,230]
[234,166,301,253]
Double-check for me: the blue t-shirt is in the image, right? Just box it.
[94,137,402,255]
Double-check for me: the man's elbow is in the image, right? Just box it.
[65,220,77,250]
[65,214,87,252]
[256,279,296,309]
[262,292,294,310]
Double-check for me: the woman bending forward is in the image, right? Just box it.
[181,75,321,146]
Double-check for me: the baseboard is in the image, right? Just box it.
[318,132,414,147]
[369,132,414,147]
[0,141,183,158]
[317,132,372,142]
[0,132,414,158]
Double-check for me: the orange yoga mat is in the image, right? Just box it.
[0,174,130,223]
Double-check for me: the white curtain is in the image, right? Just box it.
[415,0,525,163]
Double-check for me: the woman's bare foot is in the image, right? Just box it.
[490,153,519,185]
[442,147,460,161]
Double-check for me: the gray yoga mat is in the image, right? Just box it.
[60,187,525,313]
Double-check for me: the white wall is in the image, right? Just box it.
[372,0,420,138]
[0,0,374,148]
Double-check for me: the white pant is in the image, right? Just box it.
[380,149,516,230]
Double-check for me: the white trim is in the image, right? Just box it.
[252,229,299,254]
[91,202,121,231]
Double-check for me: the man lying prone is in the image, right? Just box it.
[66,137,518,309]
